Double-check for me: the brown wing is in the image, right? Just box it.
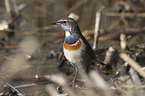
[80,37,96,60]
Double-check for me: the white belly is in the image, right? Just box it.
[63,46,83,64]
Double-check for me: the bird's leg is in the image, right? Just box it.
[71,64,78,87]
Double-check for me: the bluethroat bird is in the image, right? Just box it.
[52,17,96,82]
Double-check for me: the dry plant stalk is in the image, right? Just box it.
[104,47,115,64]
[103,12,145,17]
[46,85,60,96]
[14,83,37,88]
[4,0,11,13]
[68,13,79,21]
[89,71,111,96]
[93,6,104,50]
[130,68,145,96]
[18,3,26,11]
[12,0,19,16]
[120,53,145,78]
[129,68,142,86]
[6,83,24,96]
[120,33,127,50]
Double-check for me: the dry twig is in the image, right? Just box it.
[120,53,145,78]
[6,83,24,96]
[104,47,115,64]
[120,33,127,50]
[93,6,104,50]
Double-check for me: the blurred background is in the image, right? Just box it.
[0,0,145,95]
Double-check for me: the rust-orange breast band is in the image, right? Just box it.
[63,39,82,51]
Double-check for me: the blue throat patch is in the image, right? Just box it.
[65,36,79,45]
[60,25,69,32]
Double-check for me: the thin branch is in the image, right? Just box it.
[103,12,145,17]
[104,47,115,64]
[93,6,104,50]
[120,33,127,50]
[12,0,19,16]
[129,68,142,86]
[4,0,11,13]
[120,53,145,78]
[6,83,24,96]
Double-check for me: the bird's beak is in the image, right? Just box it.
[51,22,58,25]
[52,21,62,25]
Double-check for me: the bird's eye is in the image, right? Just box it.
[62,21,66,23]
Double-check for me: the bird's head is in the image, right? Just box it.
[52,17,81,37]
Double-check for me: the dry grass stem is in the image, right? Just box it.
[12,0,19,15]
[14,83,37,88]
[129,68,142,86]
[120,53,145,78]
[120,33,127,50]
[93,6,104,50]
[6,83,24,96]
[18,3,26,11]
[68,13,79,21]
[46,85,60,96]
[90,71,109,89]
[104,47,115,64]
[104,12,145,17]
[4,0,11,13]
